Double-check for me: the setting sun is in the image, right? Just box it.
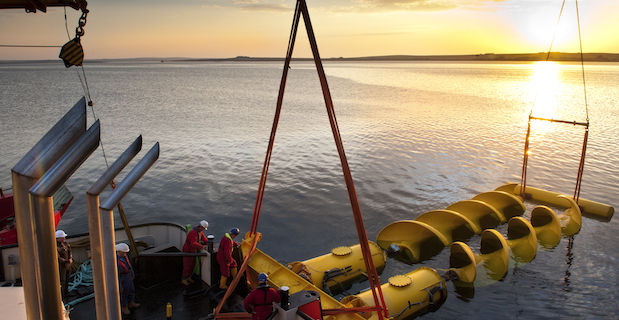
[516,4,580,51]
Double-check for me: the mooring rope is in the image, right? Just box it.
[65,259,95,307]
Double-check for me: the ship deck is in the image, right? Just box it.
[68,277,246,319]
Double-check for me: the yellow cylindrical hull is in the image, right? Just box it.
[342,267,447,320]
[496,183,614,221]
[288,242,386,292]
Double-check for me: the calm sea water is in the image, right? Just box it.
[1,60,618,319]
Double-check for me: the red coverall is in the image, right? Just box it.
[182,226,207,278]
[243,285,281,320]
[216,233,237,277]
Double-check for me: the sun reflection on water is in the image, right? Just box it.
[527,61,567,138]
[529,61,560,120]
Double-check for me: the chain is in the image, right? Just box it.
[75,9,89,38]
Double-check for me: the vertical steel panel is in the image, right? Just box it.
[29,196,63,320]
[11,98,86,320]
[29,120,100,319]
[87,136,142,320]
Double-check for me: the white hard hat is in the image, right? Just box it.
[55,230,67,238]
[200,220,209,229]
[115,243,130,252]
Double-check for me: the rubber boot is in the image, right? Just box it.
[187,277,195,283]
[128,301,141,309]
[182,278,191,286]
[219,276,229,289]
[231,268,238,279]
[122,305,131,315]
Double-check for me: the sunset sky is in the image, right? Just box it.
[1,0,618,60]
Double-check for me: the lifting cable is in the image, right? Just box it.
[297,0,388,317]
[61,5,112,169]
[62,3,140,256]
[215,3,302,317]
[573,0,589,202]
[249,0,301,236]
[62,5,141,255]
[218,1,388,319]
[520,0,589,203]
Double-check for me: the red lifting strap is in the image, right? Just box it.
[520,114,590,204]
[244,1,389,319]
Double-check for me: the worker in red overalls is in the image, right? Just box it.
[182,220,209,286]
[217,227,240,289]
[244,273,281,320]
[116,243,140,315]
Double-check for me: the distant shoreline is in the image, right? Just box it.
[2,52,618,64]
[202,52,619,63]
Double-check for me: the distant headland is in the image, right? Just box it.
[196,52,619,62]
[2,52,618,64]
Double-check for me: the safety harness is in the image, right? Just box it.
[117,256,131,275]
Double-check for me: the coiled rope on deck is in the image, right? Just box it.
[65,259,95,307]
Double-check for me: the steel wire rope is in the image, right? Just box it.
[572,0,589,202]
[521,0,590,203]
[575,0,589,122]
[520,0,566,198]
[63,7,110,169]
[0,44,62,47]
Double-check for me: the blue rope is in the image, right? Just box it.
[65,293,95,308]
[65,259,95,307]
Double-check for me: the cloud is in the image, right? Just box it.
[231,0,505,15]
[239,4,294,13]
[332,0,505,14]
